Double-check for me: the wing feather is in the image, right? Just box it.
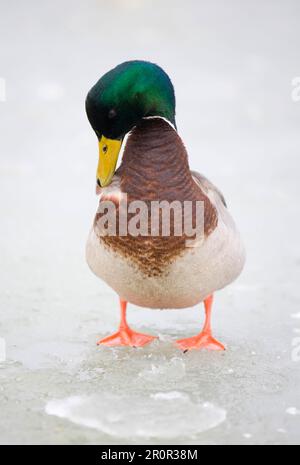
[191,170,227,208]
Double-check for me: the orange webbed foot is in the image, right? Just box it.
[175,294,226,352]
[97,328,157,348]
[175,332,225,351]
[97,299,157,347]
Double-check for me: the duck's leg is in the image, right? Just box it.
[175,295,225,351]
[97,299,157,347]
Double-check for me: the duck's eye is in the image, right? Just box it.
[108,109,116,119]
[102,144,108,154]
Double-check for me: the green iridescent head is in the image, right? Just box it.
[85,60,176,187]
[86,60,176,140]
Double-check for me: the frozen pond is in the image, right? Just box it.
[0,0,300,445]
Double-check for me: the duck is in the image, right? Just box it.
[85,60,245,350]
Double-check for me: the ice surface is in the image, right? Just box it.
[1,0,300,445]
[138,356,186,382]
[286,408,300,416]
[291,313,300,320]
[45,393,226,439]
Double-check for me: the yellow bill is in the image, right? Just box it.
[97,136,122,187]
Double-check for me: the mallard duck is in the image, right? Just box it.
[85,61,245,350]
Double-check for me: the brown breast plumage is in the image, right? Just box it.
[94,118,217,277]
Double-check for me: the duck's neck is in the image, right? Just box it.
[117,118,196,200]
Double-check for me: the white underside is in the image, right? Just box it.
[86,177,246,309]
